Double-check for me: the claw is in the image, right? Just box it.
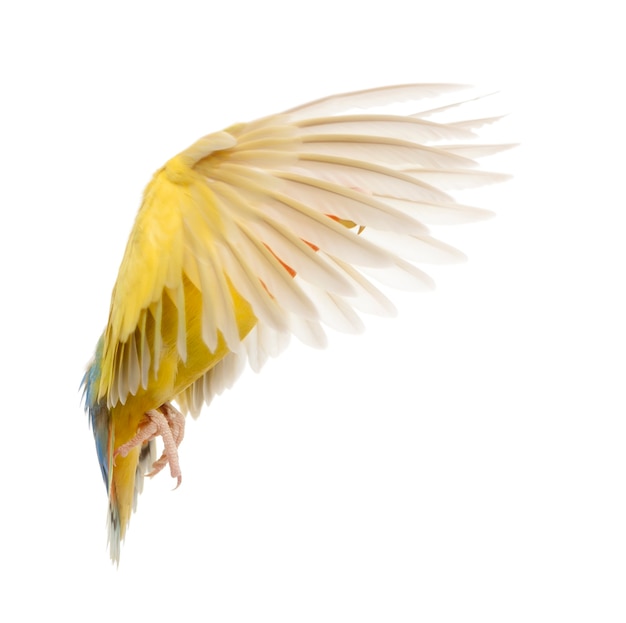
[114,402,185,487]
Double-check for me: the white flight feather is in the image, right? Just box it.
[284,84,469,119]
[444,143,516,159]
[297,280,365,334]
[285,313,328,349]
[405,169,511,190]
[326,257,397,317]
[448,116,505,131]
[290,156,454,204]
[361,229,466,264]
[296,115,477,143]
[301,134,475,169]
[379,197,494,225]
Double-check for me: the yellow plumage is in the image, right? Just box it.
[82,84,508,562]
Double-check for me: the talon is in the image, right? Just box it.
[114,402,185,486]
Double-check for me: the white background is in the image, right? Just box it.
[1,1,624,621]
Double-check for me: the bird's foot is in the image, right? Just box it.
[114,403,185,488]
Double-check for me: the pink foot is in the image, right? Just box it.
[114,403,185,488]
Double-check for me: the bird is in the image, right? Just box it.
[81,83,509,563]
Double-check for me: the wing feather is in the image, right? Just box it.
[98,84,507,409]
[292,155,455,203]
[283,83,468,118]
[296,114,477,143]
[301,134,475,169]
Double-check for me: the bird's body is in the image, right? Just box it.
[83,161,259,559]
[82,84,508,562]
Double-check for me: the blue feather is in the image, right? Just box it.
[81,335,112,492]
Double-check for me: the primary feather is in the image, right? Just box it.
[82,83,509,563]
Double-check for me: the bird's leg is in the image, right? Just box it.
[114,402,185,488]
[146,403,185,485]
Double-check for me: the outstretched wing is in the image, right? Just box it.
[97,84,508,410]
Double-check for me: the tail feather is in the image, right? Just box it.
[106,439,155,563]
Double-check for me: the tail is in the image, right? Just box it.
[107,438,156,564]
